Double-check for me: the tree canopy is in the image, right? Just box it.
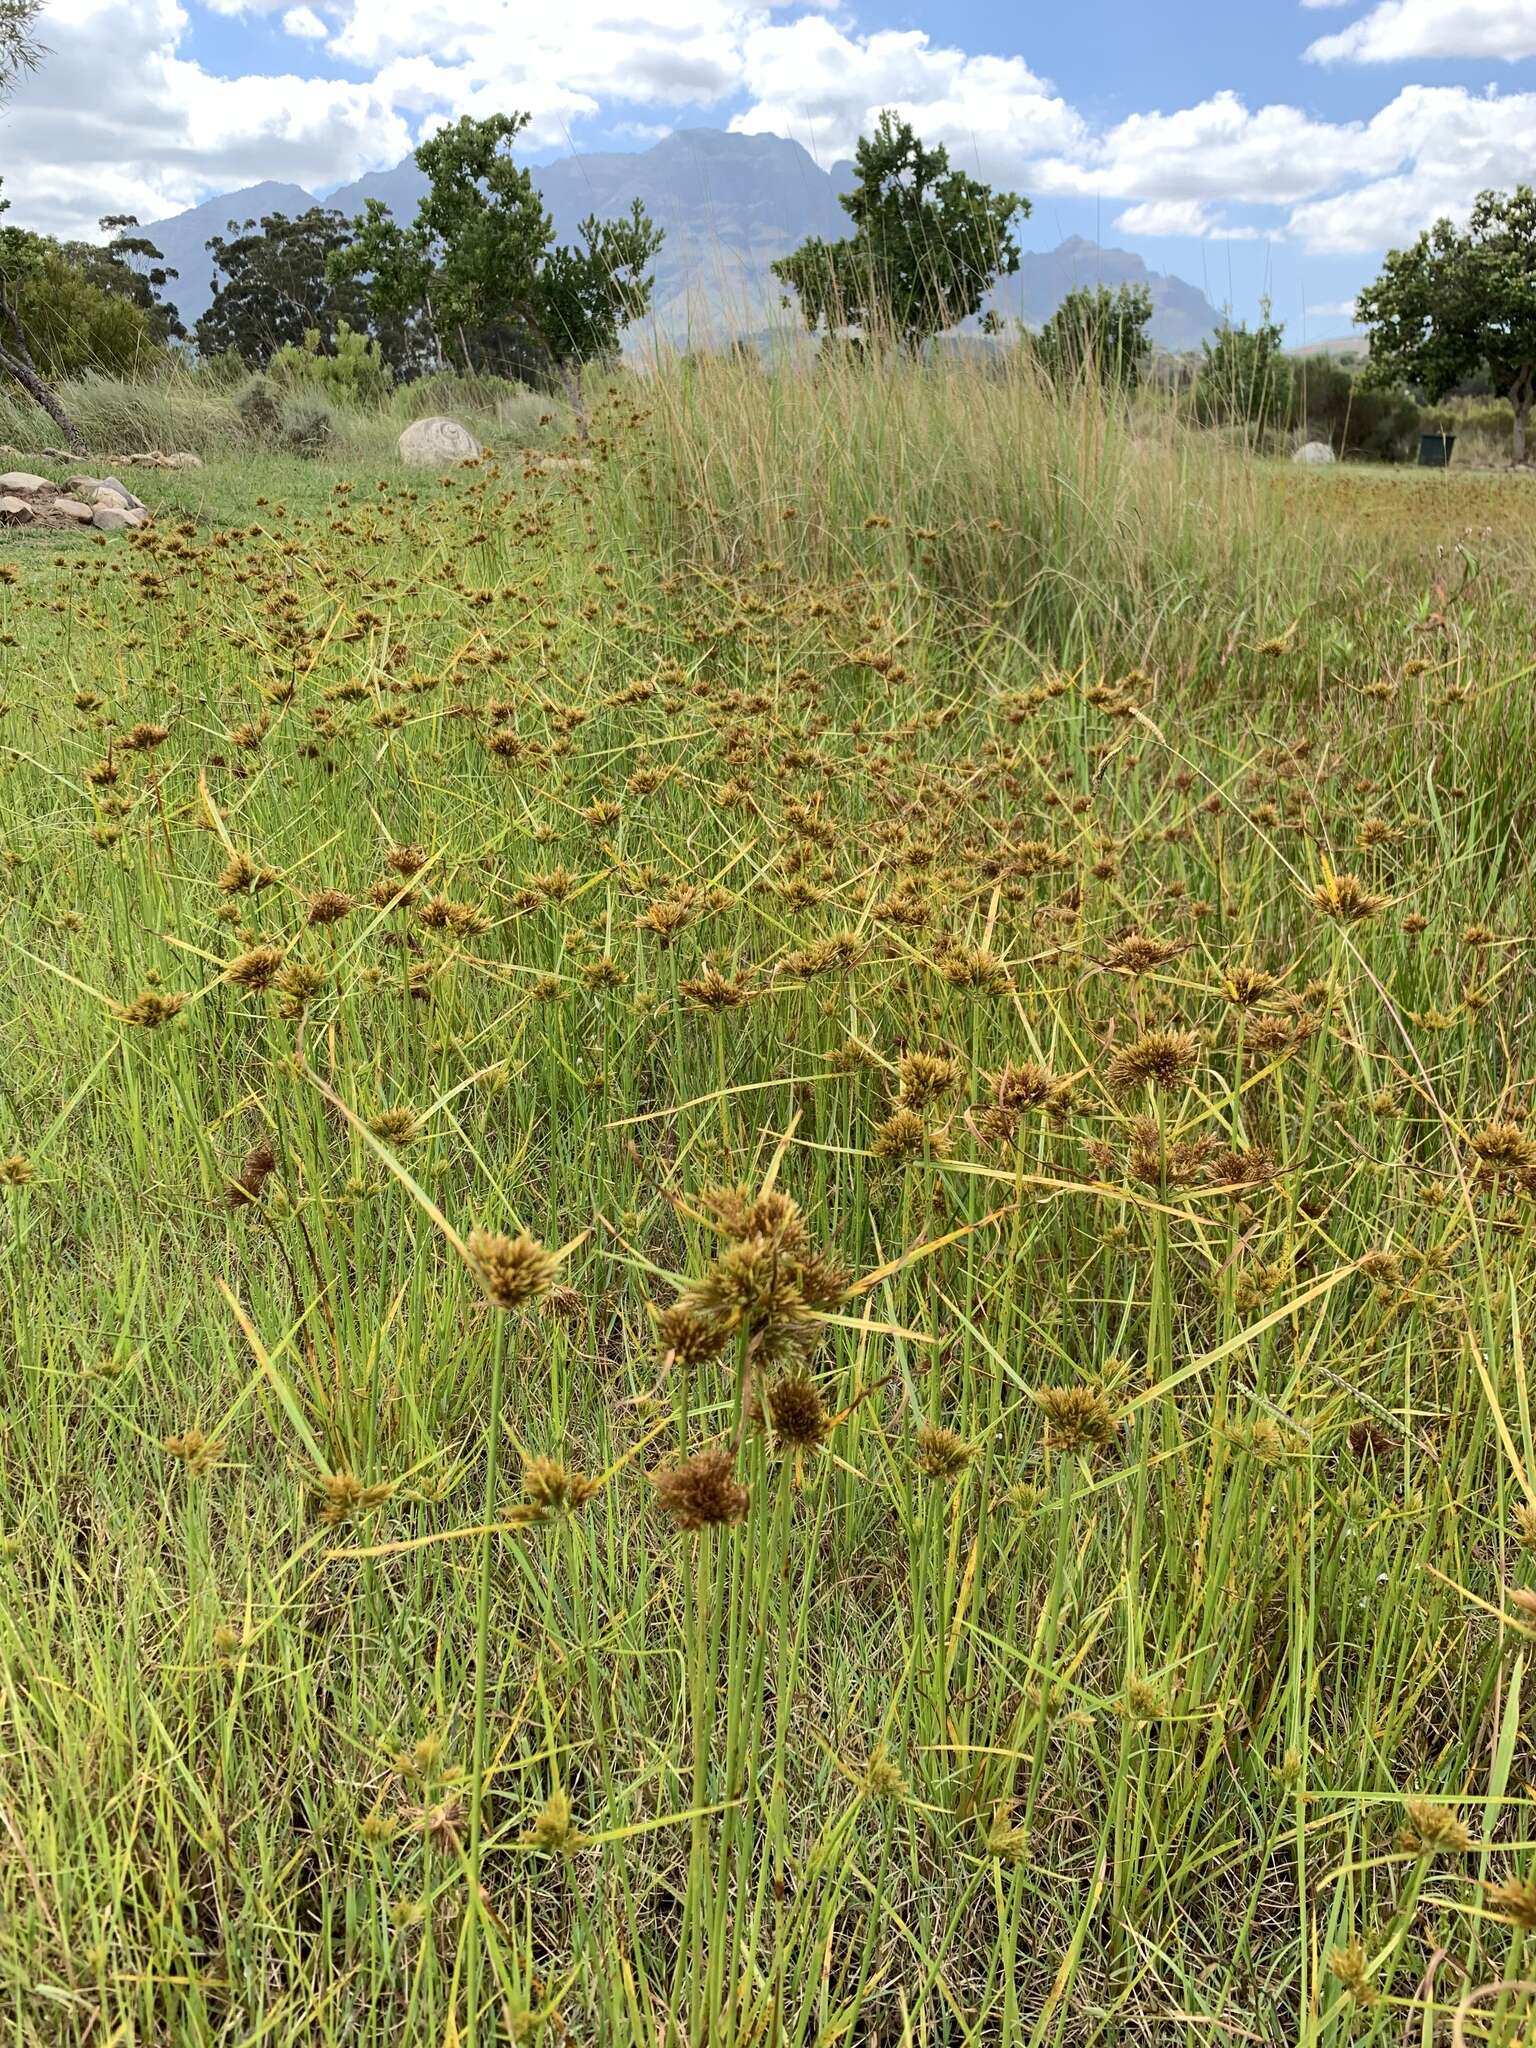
[1035,283,1153,389]
[771,112,1027,348]
[0,0,41,102]
[196,208,377,369]
[330,113,663,386]
[1357,185,1536,464]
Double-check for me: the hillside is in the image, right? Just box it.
[140,127,1222,350]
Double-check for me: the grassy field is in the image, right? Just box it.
[3,355,1536,2046]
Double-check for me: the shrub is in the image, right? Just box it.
[1194,307,1295,431]
[1296,362,1420,461]
[269,322,393,409]
[1035,284,1154,390]
[236,378,284,442]
[280,398,337,457]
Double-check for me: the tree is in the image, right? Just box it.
[331,113,663,394]
[771,112,1027,349]
[1036,283,1153,389]
[1357,186,1536,464]
[1193,301,1293,430]
[62,215,184,345]
[196,208,376,369]
[0,0,41,101]
[0,8,87,448]
[0,223,165,378]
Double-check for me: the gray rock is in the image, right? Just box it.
[0,494,35,522]
[97,476,147,509]
[0,471,52,493]
[397,416,481,467]
[68,476,147,511]
[92,505,148,532]
[52,497,95,522]
[1293,440,1336,467]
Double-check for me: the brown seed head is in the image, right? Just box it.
[654,1300,729,1365]
[1105,1029,1200,1098]
[764,1371,830,1449]
[1310,873,1387,923]
[651,1447,749,1530]
[914,1423,976,1483]
[1034,1383,1117,1454]
[226,945,285,990]
[468,1229,556,1311]
[1397,1797,1471,1857]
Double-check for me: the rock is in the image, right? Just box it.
[0,494,35,523]
[92,505,147,532]
[397,416,481,467]
[97,476,147,509]
[69,476,147,511]
[52,498,95,522]
[1293,440,1336,466]
[0,471,53,493]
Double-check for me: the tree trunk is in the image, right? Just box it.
[0,297,86,452]
[1515,391,1530,468]
[555,357,589,442]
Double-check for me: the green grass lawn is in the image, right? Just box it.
[2,365,1536,2045]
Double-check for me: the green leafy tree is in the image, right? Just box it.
[0,0,41,101]
[1036,283,1153,389]
[63,215,184,345]
[0,16,92,450]
[1357,185,1536,464]
[771,112,1026,348]
[1193,301,1294,430]
[196,208,377,369]
[331,113,663,394]
[0,188,169,445]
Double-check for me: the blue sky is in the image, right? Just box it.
[6,0,1536,339]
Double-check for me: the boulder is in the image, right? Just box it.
[0,494,35,522]
[69,476,147,511]
[397,416,481,467]
[52,498,95,522]
[92,505,147,532]
[1293,440,1336,467]
[0,471,52,493]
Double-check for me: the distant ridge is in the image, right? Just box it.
[141,128,1223,352]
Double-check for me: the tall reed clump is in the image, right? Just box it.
[604,343,1355,669]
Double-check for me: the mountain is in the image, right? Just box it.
[998,236,1220,354]
[1288,332,1370,359]
[140,129,1222,351]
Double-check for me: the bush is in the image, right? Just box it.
[236,378,284,442]
[280,398,337,457]
[1035,284,1154,391]
[1296,362,1419,461]
[1193,309,1294,432]
[269,322,393,409]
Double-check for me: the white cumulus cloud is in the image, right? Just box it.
[1306,0,1536,62]
[2,0,1534,274]
[729,16,1086,173]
